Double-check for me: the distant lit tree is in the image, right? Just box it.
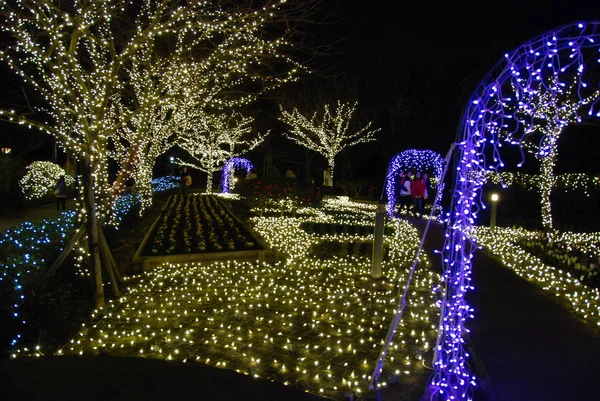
[279,101,380,185]
[506,74,600,230]
[176,111,266,192]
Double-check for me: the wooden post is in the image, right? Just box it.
[47,223,86,277]
[98,228,123,283]
[98,227,119,297]
[82,155,104,308]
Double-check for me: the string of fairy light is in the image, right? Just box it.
[384,149,445,217]
[419,22,600,400]
[0,0,304,224]
[9,196,441,399]
[19,161,75,200]
[176,112,264,193]
[279,101,380,185]
[467,226,600,325]
[221,157,253,194]
[484,171,600,195]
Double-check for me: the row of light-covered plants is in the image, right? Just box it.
[54,196,441,399]
[468,226,600,327]
[0,178,177,355]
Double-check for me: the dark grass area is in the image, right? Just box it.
[0,356,329,401]
[300,222,393,237]
[141,194,263,256]
[0,264,94,357]
[310,240,391,261]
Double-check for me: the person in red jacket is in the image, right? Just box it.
[410,171,426,218]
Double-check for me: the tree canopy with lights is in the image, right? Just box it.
[279,101,380,185]
[0,0,308,307]
[176,111,266,192]
[503,74,600,230]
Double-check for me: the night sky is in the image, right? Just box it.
[3,1,600,180]
[271,0,600,180]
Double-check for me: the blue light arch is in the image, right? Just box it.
[221,157,253,194]
[372,22,600,400]
[384,149,445,216]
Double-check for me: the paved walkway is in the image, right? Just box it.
[0,199,78,232]
[0,355,325,401]
[413,219,600,401]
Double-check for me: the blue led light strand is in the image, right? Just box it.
[428,21,600,400]
[221,157,253,194]
[385,149,445,216]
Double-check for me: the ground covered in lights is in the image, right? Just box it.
[468,226,600,328]
[58,198,441,399]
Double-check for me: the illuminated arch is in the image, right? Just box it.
[431,22,600,400]
[384,149,445,216]
[372,22,600,400]
[221,157,253,194]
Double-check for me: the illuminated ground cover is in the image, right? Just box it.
[60,198,440,398]
[142,194,262,255]
[468,226,600,327]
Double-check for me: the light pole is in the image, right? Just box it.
[490,193,499,229]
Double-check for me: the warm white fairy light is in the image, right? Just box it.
[279,101,380,185]
[505,74,600,230]
[176,112,265,193]
[485,171,600,196]
[52,198,440,398]
[19,161,75,200]
[468,226,600,325]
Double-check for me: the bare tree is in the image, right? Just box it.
[279,100,379,185]
[506,74,600,230]
[176,111,266,192]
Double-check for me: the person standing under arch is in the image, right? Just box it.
[397,171,411,216]
[410,171,426,218]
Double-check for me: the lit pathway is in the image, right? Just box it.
[413,219,600,401]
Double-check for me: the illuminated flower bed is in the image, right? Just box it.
[142,194,261,255]
[300,222,393,237]
[517,236,600,288]
[468,226,600,326]
[310,240,390,261]
[61,202,440,398]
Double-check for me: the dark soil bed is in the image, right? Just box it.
[141,194,263,256]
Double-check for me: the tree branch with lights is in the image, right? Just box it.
[176,111,266,192]
[505,73,600,230]
[279,101,380,186]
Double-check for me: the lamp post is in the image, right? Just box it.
[490,193,499,229]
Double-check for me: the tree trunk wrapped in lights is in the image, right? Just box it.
[279,101,380,186]
[0,0,307,307]
[507,75,600,231]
